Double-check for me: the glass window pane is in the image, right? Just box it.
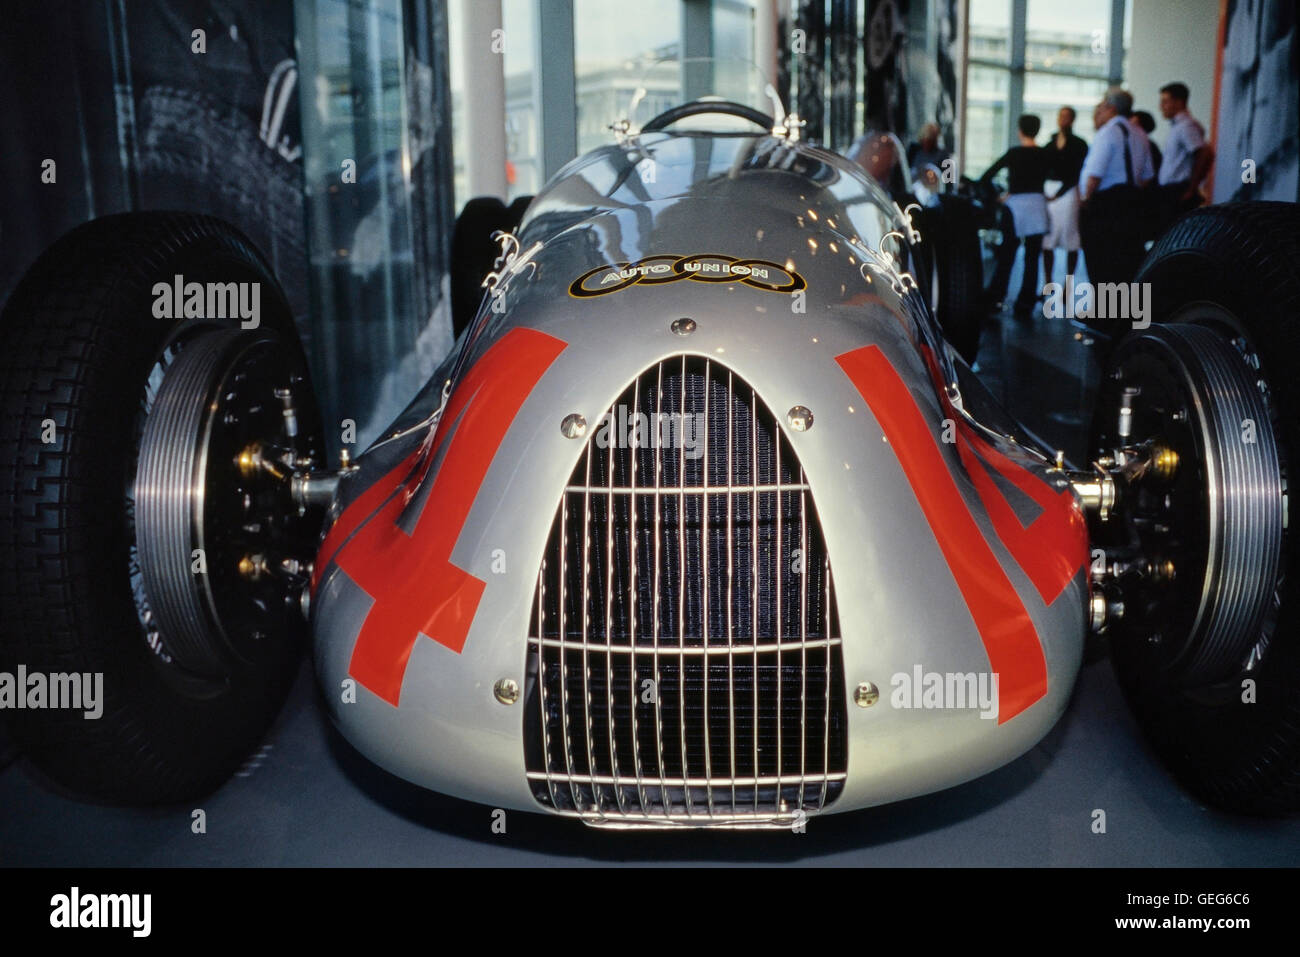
[447,4,467,210]
[449,0,537,208]
[713,0,757,97]
[1025,0,1112,78]
[573,0,681,155]
[1023,72,1109,145]
[502,0,538,201]
[296,0,422,449]
[964,63,1010,177]
[1121,0,1133,85]
[969,0,1012,65]
[713,0,755,63]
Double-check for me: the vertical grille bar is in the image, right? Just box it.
[750,384,760,817]
[557,493,582,812]
[774,405,783,805]
[581,420,600,817]
[651,361,670,815]
[535,560,559,810]
[821,552,832,811]
[600,374,621,816]
[675,354,692,819]
[798,470,809,812]
[622,371,640,814]
[702,358,715,818]
[725,369,737,812]
[526,358,848,826]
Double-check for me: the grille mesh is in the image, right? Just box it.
[524,357,848,827]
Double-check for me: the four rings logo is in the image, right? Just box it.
[569,253,807,298]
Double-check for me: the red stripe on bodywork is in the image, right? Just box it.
[311,450,421,594]
[836,345,1047,722]
[916,344,1088,606]
[334,328,566,706]
[956,433,1088,606]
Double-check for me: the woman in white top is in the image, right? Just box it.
[979,114,1053,316]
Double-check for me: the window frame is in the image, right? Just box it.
[964,0,1126,154]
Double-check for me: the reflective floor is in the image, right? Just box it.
[971,245,1104,467]
[4,619,1297,866]
[4,247,1298,866]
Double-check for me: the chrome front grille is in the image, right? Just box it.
[524,356,848,827]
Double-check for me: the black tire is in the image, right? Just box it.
[1105,201,1300,815]
[0,212,320,804]
[450,196,531,338]
[917,199,985,364]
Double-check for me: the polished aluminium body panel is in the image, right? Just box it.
[312,130,1089,820]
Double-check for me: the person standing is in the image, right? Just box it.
[1131,111,1163,172]
[1042,106,1088,286]
[1130,111,1164,240]
[1079,88,1156,293]
[907,122,951,183]
[1156,81,1214,225]
[980,114,1053,317]
[846,130,909,202]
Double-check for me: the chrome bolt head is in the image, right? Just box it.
[494,678,520,705]
[671,317,697,336]
[853,682,879,708]
[560,413,587,439]
[787,406,814,432]
[1089,594,1109,632]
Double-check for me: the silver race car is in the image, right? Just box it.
[3,60,1297,828]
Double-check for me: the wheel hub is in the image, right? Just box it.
[1089,322,1285,683]
[133,325,322,678]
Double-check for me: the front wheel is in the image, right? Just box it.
[1090,202,1300,815]
[0,213,324,804]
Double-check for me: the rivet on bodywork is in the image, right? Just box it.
[854,682,879,708]
[494,678,520,705]
[671,317,697,336]
[560,413,587,439]
[787,406,814,432]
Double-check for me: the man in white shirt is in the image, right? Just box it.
[1080,90,1156,200]
[1078,88,1157,302]
[1157,81,1215,219]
